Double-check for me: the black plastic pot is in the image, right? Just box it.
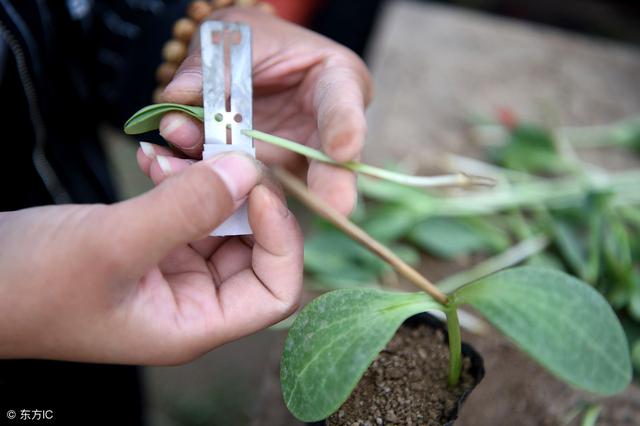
[308,312,485,426]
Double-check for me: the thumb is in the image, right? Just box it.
[107,152,260,270]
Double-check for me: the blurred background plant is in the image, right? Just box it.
[302,111,640,375]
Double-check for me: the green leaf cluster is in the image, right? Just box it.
[281,289,442,421]
[307,115,640,377]
[123,105,640,418]
[488,124,566,173]
[282,267,632,421]
[288,115,639,422]
[408,216,509,259]
[304,222,420,289]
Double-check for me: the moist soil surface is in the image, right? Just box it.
[326,324,476,426]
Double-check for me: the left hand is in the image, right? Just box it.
[152,6,373,215]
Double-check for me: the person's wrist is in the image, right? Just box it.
[0,211,45,359]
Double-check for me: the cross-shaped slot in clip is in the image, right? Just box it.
[201,21,255,236]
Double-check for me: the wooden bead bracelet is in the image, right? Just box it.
[154,0,275,102]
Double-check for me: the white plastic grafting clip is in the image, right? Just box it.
[200,21,255,236]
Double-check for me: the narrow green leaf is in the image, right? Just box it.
[603,213,633,280]
[281,288,445,422]
[526,252,565,271]
[357,176,435,214]
[559,117,640,150]
[438,236,548,293]
[631,340,640,373]
[304,230,387,276]
[409,216,510,258]
[628,273,640,321]
[490,124,565,173]
[124,104,492,189]
[309,270,380,290]
[390,243,421,267]
[585,202,605,284]
[361,204,418,242]
[123,103,204,134]
[454,267,632,395]
[304,218,420,289]
[552,219,588,280]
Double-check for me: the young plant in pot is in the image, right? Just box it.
[125,105,633,425]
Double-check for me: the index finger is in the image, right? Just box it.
[158,53,206,158]
[307,56,372,215]
[209,185,304,343]
[314,57,372,162]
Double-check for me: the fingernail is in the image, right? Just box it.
[157,155,173,176]
[159,114,187,138]
[207,152,259,201]
[139,141,156,159]
[159,114,202,151]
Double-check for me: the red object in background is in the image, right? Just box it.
[263,0,326,26]
[496,106,518,129]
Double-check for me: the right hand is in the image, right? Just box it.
[0,152,303,365]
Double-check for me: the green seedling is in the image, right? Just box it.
[125,106,634,423]
[124,103,494,189]
[278,116,637,422]
[281,267,631,422]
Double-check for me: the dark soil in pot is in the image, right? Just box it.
[322,313,484,426]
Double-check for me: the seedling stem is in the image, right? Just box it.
[446,307,463,387]
[245,129,495,188]
[273,167,449,305]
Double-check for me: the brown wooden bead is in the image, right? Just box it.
[187,0,213,22]
[256,2,275,14]
[155,62,178,84]
[153,86,166,104]
[173,18,196,42]
[213,0,234,8]
[162,40,187,63]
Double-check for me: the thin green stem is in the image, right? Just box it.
[446,307,462,387]
[244,129,333,163]
[124,104,494,189]
[438,236,549,293]
[580,404,602,426]
[556,117,640,149]
[244,129,494,188]
[508,209,534,240]
[404,171,640,217]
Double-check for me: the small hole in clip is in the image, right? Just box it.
[233,113,243,123]
[214,113,224,122]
